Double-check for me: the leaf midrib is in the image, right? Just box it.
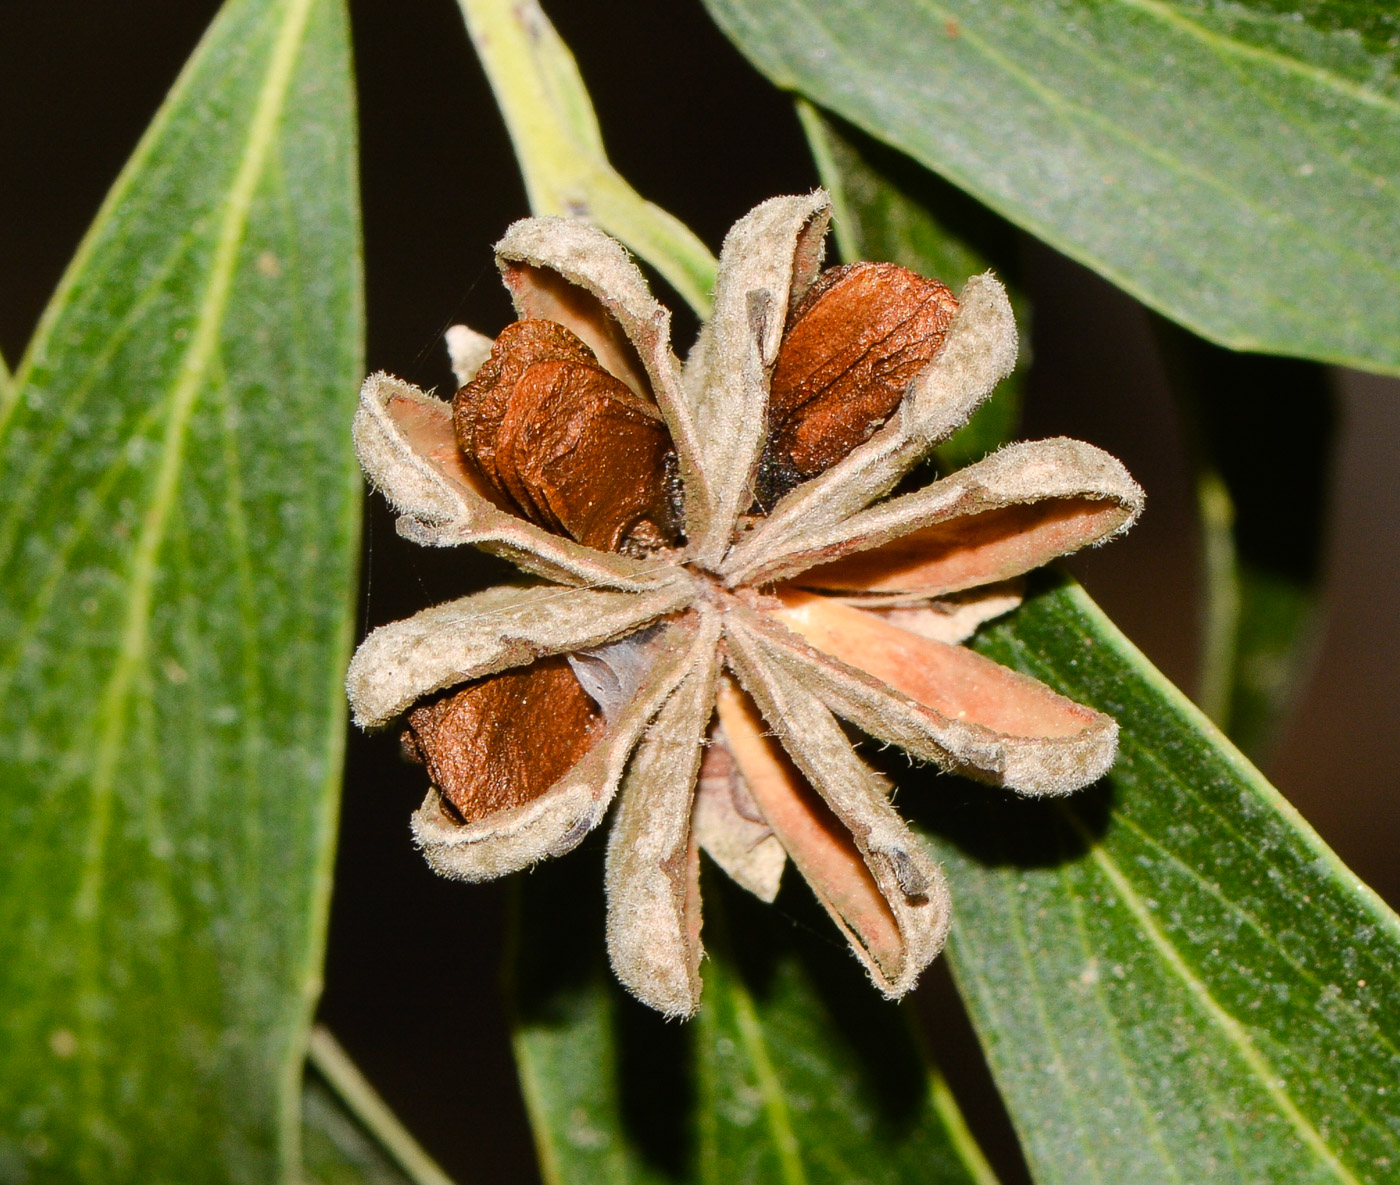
[723,968,809,1185]
[1057,847,1186,1182]
[1058,581,1400,950]
[1114,0,1400,115]
[0,225,203,572]
[742,0,1400,370]
[1009,0,1393,193]
[1109,798,1400,1067]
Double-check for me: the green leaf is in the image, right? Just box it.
[1156,323,1334,758]
[510,852,998,1185]
[1224,565,1323,757]
[796,105,1025,470]
[903,576,1400,1185]
[302,1084,412,1185]
[0,0,362,1177]
[455,0,718,316]
[701,0,1400,376]
[301,1030,457,1185]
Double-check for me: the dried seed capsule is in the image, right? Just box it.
[454,320,675,551]
[761,262,959,502]
[401,657,600,825]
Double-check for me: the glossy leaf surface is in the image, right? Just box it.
[0,0,362,1178]
[703,0,1400,375]
[903,576,1400,1184]
[511,854,997,1185]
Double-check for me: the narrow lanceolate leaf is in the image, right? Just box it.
[510,852,998,1185]
[904,575,1400,1185]
[797,106,1025,471]
[0,0,361,1179]
[704,0,1400,376]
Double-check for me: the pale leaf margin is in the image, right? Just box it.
[932,578,1400,1185]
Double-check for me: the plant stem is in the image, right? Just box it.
[456,0,717,315]
[306,1026,457,1185]
[1194,468,1242,728]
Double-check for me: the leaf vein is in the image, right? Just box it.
[1062,808,1364,1185]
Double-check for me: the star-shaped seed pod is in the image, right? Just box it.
[346,192,1144,1018]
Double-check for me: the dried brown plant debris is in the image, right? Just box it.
[346,192,1144,1017]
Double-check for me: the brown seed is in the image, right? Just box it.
[454,320,674,551]
[762,263,959,501]
[453,320,595,499]
[401,657,601,825]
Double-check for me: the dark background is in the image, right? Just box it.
[3,2,1397,1181]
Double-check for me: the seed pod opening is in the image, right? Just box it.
[403,657,601,824]
[454,320,676,552]
[760,262,959,504]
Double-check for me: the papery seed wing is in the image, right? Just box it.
[735,438,1143,590]
[722,627,950,999]
[445,324,494,387]
[346,579,692,729]
[743,595,1118,795]
[689,192,832,566]
[692,726,786,903]
[354,373,669,589]
[722,273,1017,581]
[870,585,1023,641]
[493,217,714,545]
[410,614,701,882]
[605,608,722,1017]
